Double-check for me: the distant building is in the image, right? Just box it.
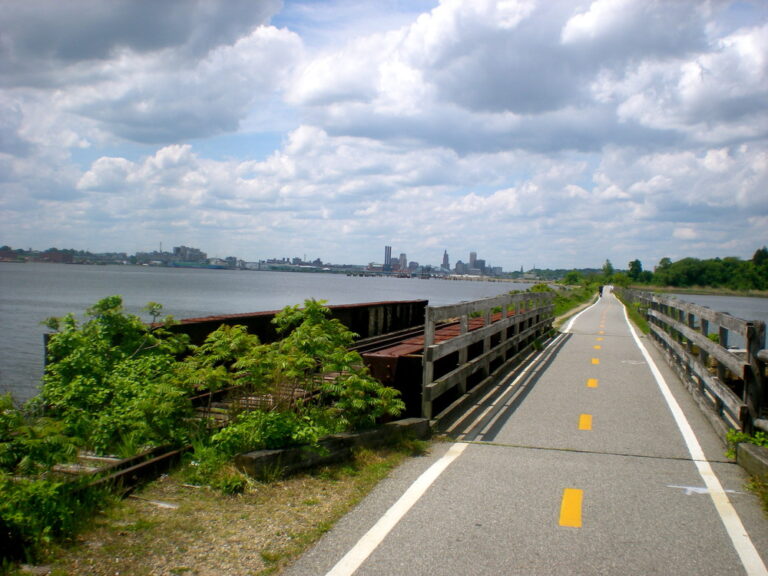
[469,251,477,268]
[174,245,207,262]
[384,245,392,272]
[399,253,407,271]
[442,250,450,270]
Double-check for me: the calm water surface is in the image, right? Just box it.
[670,293,768,326]
[0,263,528,401]
[4,264,766,402]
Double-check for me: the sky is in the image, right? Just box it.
[1,0,767,271]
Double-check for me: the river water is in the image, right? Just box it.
[3,263,766,403]
[670,293,768,327]
[0,263,529,402]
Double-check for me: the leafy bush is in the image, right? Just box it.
[0,473,103,564]
[175,323,263,396]
[2,295,406,562]
[185,300,405,489]
[38,296,193,455]
[211,410,332,455]
[0,394,76,476]
[253,299,405,430]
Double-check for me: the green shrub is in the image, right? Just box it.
[0,473,104,563]
[0,394,77,476]
[4,294,407,554]
[231,299,405,430]
[210,410,331,456]
[38,296,192,455]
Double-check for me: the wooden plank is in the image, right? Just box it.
[428,292,553,322]
[424,313,531,361]
[424,318,551,401]
[650,325,745,419]
[426,339,518,401]
[646,293,749,333]
[424,310,547,362]
[648,310,747,377]
[421,294,553,413]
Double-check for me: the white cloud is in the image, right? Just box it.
[673,227,699,240]
[1,0,767,269]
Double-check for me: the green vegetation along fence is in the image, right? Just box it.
[421,291,555,420]
[617,289,767,439]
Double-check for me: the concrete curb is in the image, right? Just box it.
[736,443,768,480]
[235,418,431,480]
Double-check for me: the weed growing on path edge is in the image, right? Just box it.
[746,477,768,516]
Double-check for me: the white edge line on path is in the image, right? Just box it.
[448,345,557,437]
[563,296,600,333]
[324,442,469,576]
[621,303,768,576]
[445,348,540,435]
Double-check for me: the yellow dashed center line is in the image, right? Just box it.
[559,489,583,528]
[578,414,592,430]
[587,378,598,388]
[593,345,601,350]
[592,358,600,365]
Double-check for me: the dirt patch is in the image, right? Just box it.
[41,444,425,576]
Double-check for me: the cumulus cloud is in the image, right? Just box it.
[0,0,283,81]
[1,0,302,147]
[1,0,767,269]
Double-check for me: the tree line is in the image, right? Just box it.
[564,247,768,291]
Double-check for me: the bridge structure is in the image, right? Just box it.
[285,287,768,576]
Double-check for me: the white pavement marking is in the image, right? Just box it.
[563,298,600,333]
[621,303,768,576]
[667,484,743,496]
[445,349,540,436]
[451,334,566,440]
[324,442,469,576]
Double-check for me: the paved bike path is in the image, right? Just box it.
[285,290,768,575]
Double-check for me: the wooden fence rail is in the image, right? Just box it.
[616,288,767,438]
[421,291,554,420]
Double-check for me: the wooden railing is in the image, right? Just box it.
[617,288,767,438]
[421,291,554,419]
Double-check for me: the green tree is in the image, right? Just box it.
[653,257,673,285]
[753,246,768,267]
[627,259,643,281]
[562,270,583,285]
[602,259,614,279]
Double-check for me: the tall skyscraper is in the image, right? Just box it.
[469,251,477,268]
[399,253,407,271]
[442,250,450,270]
[384,245,392,272]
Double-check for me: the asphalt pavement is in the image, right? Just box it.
[284,289,768,575]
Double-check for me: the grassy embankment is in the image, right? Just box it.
[15,440,428,576]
